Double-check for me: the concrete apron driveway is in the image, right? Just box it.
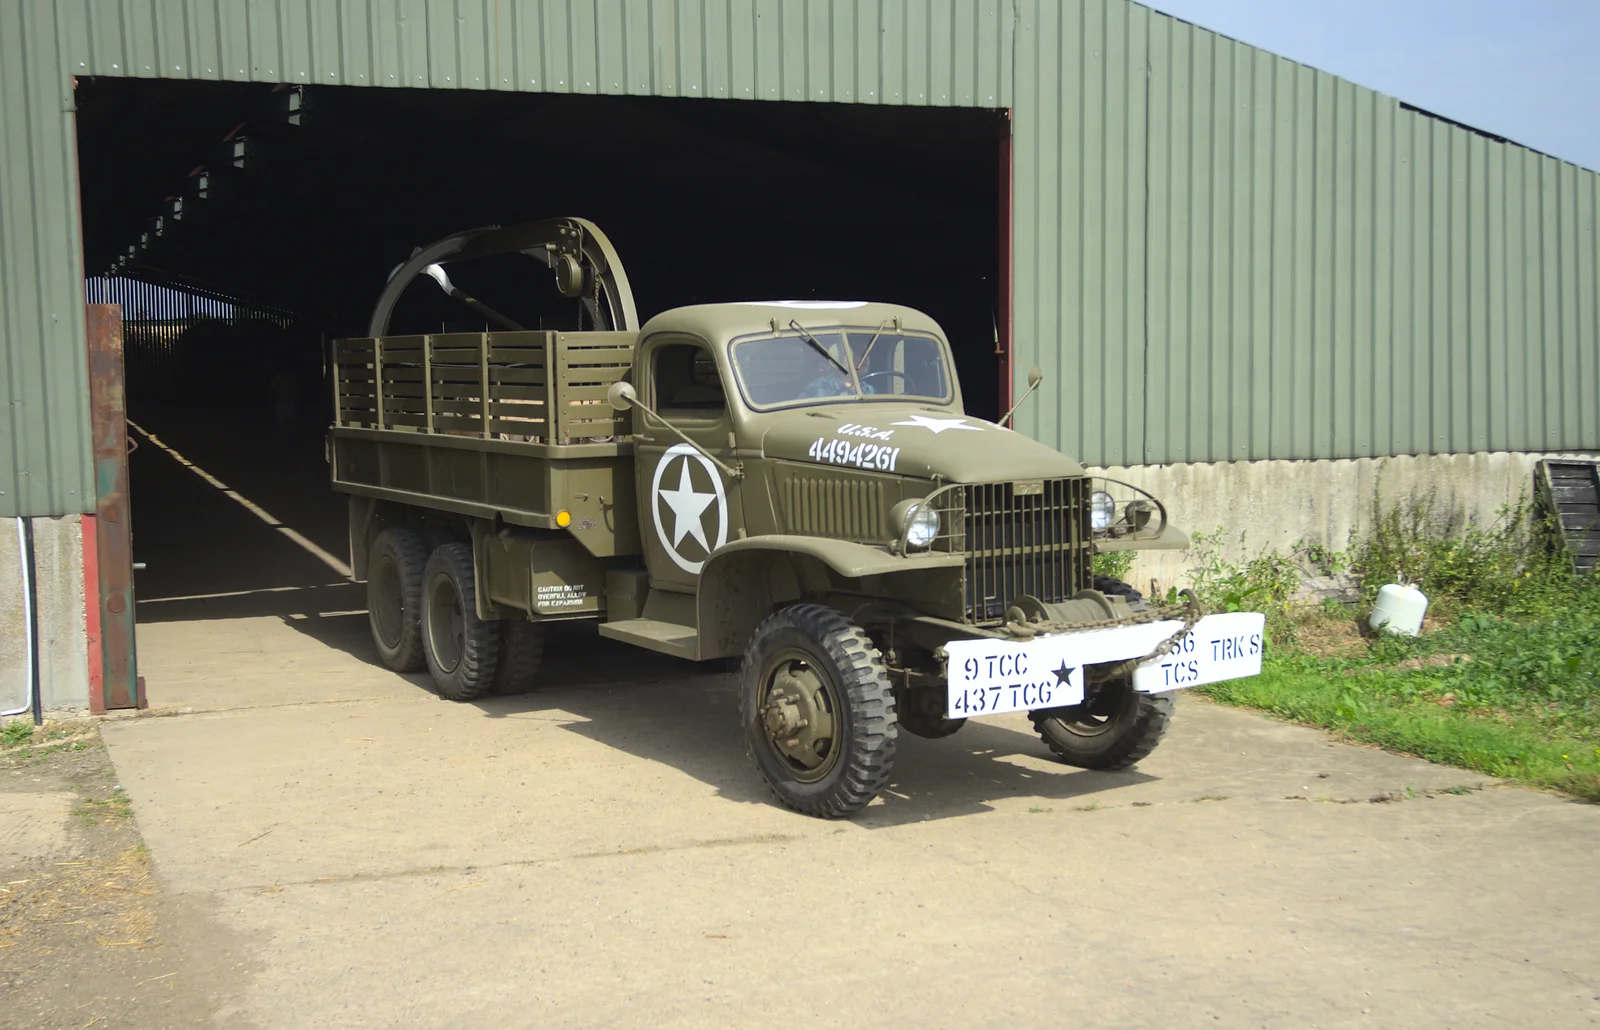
[106,607,1600,1028]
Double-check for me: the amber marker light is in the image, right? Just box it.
[555,510,572,528]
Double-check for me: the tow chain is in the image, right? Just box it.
[1086,589,1206,683]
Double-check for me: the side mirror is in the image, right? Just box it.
[607,380,637,411]
[998,365,1047,428]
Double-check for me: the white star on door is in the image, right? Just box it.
[657,458,716,551]
[891,413,982,434]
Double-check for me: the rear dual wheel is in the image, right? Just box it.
[491,619,546,696]
[421,543,501,701]
[367,528,427,673]
[368,531,547,699]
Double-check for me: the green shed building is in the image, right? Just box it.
[2,0,1597,711]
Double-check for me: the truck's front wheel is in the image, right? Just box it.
[420,543,502,701]
[740,605,897,818]
[1030,680,1172,770]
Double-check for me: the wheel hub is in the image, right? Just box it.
[427,573,465,674]
[758,657,838,780]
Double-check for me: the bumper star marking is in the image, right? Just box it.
[650,442,729,574]
[891,413,981,434]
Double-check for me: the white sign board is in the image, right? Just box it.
[944,612,1266,719]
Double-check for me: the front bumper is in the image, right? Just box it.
[942,611,1266,719]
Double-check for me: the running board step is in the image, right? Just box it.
[598,618,699,661]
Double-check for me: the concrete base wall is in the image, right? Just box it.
[1092,451,1600,595]
[0,516,89,715]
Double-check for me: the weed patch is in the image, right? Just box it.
[2,719,35,747]
[1,720,101,763]
[1186,493,1600,802]
[75,791,134,824]
[1091,549,1136,583]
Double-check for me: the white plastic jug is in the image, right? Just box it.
[1369,582,1428,636]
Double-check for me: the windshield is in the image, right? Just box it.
[730,327,953,408]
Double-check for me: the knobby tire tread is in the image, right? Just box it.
[491,620,546,695]
[1091,575,1143,603]
[422,543,500,702]
[1031,691,1174,771]
[740,604,897,819]
[367,528,428,673]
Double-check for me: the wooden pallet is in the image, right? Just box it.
[1535,459,1600,572]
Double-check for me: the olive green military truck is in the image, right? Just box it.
[330,218,1264,817]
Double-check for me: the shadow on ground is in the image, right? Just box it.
[129,403,348,609]
[128,404,1154,825]
[283,611,1155,827]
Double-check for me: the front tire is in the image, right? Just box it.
[1090,575,1143,603]
[420,543,501,701]
[367,528,427,673]
[739,605,897,818]
[1030,679,1172,770]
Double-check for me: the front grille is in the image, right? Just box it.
[777,468,887,542]
[956,478,1090,622]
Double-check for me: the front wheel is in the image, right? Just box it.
[739,605,898,818]
[1030,680,1173,770]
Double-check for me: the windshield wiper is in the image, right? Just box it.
[854,317,898,370]
[789,319,855,384]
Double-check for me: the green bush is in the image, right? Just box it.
[1189,489,1600,799]
[1090,548,1136,583]
[1182,531,1314,646]
[1350,491,1580,619]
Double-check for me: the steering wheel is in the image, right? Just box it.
[858,369,914,392]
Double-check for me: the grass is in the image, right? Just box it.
[1186,495,1600,802]
[75,791,134,824]
[1,719,101,761]
[1204,660,1600,802]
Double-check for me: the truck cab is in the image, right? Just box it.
[330,218,1261,818]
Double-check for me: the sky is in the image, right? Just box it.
[1145,0,1600,171]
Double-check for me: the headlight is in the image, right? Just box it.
[1090,490,1116,531]
[904,502,940,549]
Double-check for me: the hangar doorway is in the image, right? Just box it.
[75,79,1005,701]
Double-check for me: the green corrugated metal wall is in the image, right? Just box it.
[1011,1,1600,464]
[1,0,96,517]
[2,0,1597,517]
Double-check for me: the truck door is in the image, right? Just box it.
[632,338,743,595]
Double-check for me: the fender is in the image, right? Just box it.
[1093,522,1190,553]
[694,536,964,660]
[707,535,963,580]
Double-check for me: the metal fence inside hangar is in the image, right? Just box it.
[82,275,299,406]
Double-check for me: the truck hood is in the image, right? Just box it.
[758,404,1086,482]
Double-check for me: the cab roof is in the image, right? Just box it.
[639,301,947,346]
